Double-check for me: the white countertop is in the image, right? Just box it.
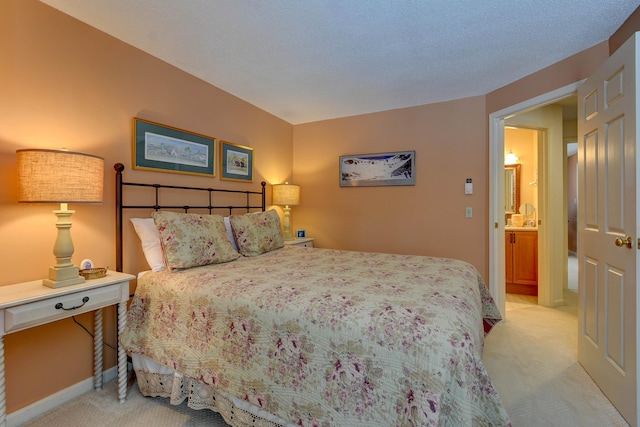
[505,226,538,231]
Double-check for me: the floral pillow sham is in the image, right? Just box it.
[230,209,284,256]
[152,211,240,270]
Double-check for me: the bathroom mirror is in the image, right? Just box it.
[504,164,521,213]
[519,203,535,217]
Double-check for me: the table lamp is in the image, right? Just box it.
[272,182,300,240]
[16,149,104,288]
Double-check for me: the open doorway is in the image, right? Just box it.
[488,81,582,317]
[504,99,578,305]
[503,126,540,300]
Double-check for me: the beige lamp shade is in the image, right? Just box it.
[17,149,104,203]
[272,182,300,206]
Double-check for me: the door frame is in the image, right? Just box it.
[488,80,584,316]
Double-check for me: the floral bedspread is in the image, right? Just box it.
[121,247,510,426]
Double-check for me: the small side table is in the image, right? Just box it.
[0,270,134,426]
[284,237,315,248]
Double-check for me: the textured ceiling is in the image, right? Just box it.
[39,1,640,124]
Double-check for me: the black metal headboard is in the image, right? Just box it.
[115,163,266,272]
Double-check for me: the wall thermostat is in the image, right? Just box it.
[465,178,473,194]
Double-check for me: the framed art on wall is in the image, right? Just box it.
[220,140,253,182]
[339,150,416,187]
[132,117,216,177]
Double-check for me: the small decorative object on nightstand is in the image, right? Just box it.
[284,237,315,248]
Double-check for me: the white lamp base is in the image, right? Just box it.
[43,265,85,288]
[282,205,293,240]
[42,206,85,288]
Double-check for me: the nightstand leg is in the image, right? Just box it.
[93,308,103,391]
[117,300,127,403]
[0,336,5,427]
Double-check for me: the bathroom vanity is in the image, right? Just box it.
[505,227,538,295]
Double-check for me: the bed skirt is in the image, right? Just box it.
[132,354,293,427]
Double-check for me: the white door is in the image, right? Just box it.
[578,32,639,426]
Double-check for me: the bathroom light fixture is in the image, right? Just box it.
[16,149,104,288]
[505,149,519,165]
[272,182,300,240]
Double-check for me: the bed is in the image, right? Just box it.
[115,164,511,426]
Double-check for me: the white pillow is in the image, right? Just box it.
[224,216,239,251]
[130,218,166,272]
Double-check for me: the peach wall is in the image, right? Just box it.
[293,12,640,290]
[485,42,609,114]
[291,40,612,281]
[1,0,291,412]
[293,97,489,275]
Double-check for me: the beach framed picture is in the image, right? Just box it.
[132,117,216,177]
[339,150,415,187]
[220,140,254,182]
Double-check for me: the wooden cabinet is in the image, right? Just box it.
[505,230,538,295]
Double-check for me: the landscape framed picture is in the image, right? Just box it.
[220,140,253,182]
[132,117,216,177]
[339,150,416,187]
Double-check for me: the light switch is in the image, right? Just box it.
[465,207,473,218]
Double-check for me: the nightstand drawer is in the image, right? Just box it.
[4,283,122,333]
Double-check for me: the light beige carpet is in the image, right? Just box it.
[22,289,629,427]
[20,380,230,427]
[484,290,629,426]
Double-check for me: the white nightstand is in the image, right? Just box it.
[284,237,315,248]
[0,271,134,425]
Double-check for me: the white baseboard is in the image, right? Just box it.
[7,367,117,427]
